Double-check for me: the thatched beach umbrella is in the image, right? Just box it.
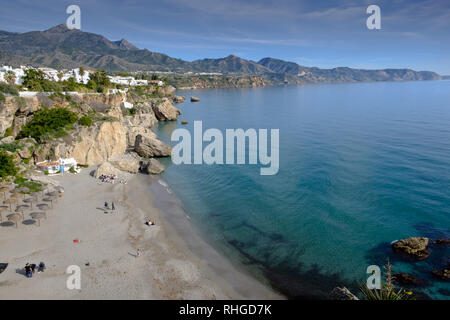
[37,203,50,211]
[0,186,9,198]
[7,213,22,228]
[3,198,18,211]
[0,205,9,220]
[11,187,27,198]
[30,212,46,226]
[10,193,22,200]
[23,198,35,210]
[42,197,54,208]
[15,205,30,219]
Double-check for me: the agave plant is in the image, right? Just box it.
[360,259,415,300]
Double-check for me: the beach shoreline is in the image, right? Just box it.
[0,169,282,299]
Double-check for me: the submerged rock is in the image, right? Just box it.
[139,158,165,174]
[393,273,428,287]
[431,264,450,281]
[434,238,450,246]
[391,237,430,260]
[134,134,172,158]
[330,287,359,300]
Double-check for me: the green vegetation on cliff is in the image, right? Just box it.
[17,107,78,142]
[0,150,18,178]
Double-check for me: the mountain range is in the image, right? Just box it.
[0,24,442,84]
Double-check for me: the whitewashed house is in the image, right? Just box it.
[36,158,79,174]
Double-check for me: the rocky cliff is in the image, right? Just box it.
[0,90,182,173]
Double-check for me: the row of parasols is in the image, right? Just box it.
[0,185,63,228]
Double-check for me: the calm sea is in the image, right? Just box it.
[155,80,450,299]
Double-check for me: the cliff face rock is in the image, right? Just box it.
[41,121,127,166]
[139,158,164,174]
[71,121,127,165]
[80,93,124,109]
[153,99,181,121]
[392,237,430,260]
[134,133,172,157]
[0,96,43,136]
[123,111,157,128]
[126,126,156,147]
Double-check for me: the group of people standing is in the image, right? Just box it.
[24,262,45,278]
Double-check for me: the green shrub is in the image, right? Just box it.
[4,126,13,137]
[17,107,78,142]
[0,82,19,95]
[22,69,63,92]
[0,93,5,102]
[0,151,18,178]
[13,175,43,193]
[0,143,21,152]
[78,115,93,127]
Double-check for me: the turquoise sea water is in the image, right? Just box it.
[155,81,450,299]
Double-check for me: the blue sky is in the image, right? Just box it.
[0,0,449,74]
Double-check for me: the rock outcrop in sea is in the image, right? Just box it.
[391,237,430,260]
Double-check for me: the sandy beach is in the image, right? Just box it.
[0,169,281,300]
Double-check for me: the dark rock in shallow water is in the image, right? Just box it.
[433,238,450,245]
[181,120,188,125]
[391,237,430,260]
[393,272,428,287]
[330,287,359,300]
[190,96,200,102]
[431,264,450,281]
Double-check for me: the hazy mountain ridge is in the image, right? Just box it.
[0,24,442,84]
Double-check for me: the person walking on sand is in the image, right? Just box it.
[111,202,115,211]
[104,201,108,210]
[136,249,141,258]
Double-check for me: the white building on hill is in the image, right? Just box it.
[0,65,164,88]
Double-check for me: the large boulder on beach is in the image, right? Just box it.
[134,134,172,158]
[391,237,430,260]
[330,287,359,300]
[93,162,122,178]
[139,158,165,174]
[153,99,181,121]
[109,154,140,174]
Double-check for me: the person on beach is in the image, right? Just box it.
[38,262,46,273]
[146,219,154,226]
[104,201,108,210]
[31,263,36,274]
[24,263,32,278]
[136,249,141,257]
[111,202,115,210]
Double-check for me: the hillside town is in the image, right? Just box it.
[0,65,164,87]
